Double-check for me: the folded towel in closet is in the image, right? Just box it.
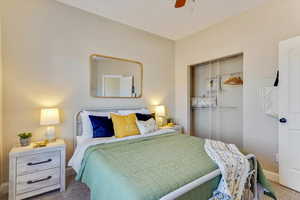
[192,97,217,108]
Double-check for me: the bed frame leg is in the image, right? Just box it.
[253,155,258,200]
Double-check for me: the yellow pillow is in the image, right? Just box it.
[111,113,140,138]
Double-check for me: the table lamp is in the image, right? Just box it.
[155,105,166,127]
[40,108,60,142]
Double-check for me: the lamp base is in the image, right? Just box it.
[45,126,56,142]
[157,116,166,127]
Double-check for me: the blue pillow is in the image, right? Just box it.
[136,113,155,121]
[88,115,114,138]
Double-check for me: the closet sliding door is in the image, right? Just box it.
[191,54,243,148]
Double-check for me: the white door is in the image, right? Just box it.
[120,76,133,97]
[103,76,121,97]
[279,36,300,192]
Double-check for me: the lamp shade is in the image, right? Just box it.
[40,108,60,125]
[155,105,166,117]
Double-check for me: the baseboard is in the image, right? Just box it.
[0,182,8,194]
[263,169,279,183]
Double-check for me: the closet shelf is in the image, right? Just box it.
[222,84,243,88]
[191,106,238,110]
[206,72,242,80]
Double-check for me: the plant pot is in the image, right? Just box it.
[20,138,31,147]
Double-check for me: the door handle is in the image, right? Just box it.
[279,118,287,123]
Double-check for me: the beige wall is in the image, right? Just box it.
[175,0,300,172]
[1,0,174,181]
[0,18,3,185]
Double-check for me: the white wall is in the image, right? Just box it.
[1,0,174,181]
[175,0,300,172]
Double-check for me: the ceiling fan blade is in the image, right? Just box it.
[175,0,187,8]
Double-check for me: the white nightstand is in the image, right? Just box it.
[160,125,183,133]
[9,139,66,200]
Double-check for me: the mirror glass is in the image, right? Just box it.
[90,54,143,98]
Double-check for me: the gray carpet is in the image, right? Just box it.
[1,175,299,200]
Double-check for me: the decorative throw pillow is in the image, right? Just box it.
[81,111,109,138]
[88,115,114,138]
[111,113,140,138]
[136,113,155,121]
[136,118,158,135]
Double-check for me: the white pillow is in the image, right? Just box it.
[136,118,158,135]
[81,111,109,139]
[76,135,115,146]
[118,108,150,115]
[76,136,88,146]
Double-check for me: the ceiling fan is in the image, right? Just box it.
[175,0,197,8]
[175,0,187,8]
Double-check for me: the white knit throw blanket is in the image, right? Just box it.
[205,139,250,200]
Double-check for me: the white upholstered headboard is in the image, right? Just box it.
[73,107,148,148]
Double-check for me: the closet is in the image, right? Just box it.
[190,54,243,148]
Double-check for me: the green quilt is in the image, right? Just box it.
[76,133,275,200]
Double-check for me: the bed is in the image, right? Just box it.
[69,108,275,200]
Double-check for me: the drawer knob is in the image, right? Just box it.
[27,158,52,166]
[27,176,52,184]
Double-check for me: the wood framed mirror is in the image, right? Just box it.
[90,54,143,98]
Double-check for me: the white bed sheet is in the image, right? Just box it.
[69,128,176,173]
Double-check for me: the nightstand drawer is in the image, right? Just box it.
[16,167,60,195]
[17,151,60,175]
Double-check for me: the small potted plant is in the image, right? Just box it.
[18,132,32,147]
